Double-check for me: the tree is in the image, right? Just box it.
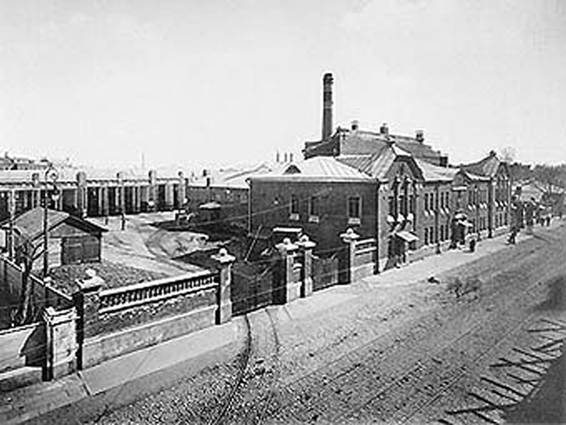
[499,146,516,163]
[532,164,562,195]
[13,234,44,326]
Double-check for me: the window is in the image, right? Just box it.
[424,227,429,245]
[309,195,319,222]
[388,195,395,216]
[289,194,299,221]
[400,194,406,216]
[409,194,415,214]
[430,193,435,211]
[348,196,361,225]
[424,193,429,211]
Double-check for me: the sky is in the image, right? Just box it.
[0,0,565,170]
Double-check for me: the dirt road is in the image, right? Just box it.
[92,223,566,425]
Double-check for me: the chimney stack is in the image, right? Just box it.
[276,151,280,163]
[380,123,389,136]
[289,153,294,162]
[284,152,288,163]
[351,120,359,131]
[415,130,424,143]
[322,73,334,141]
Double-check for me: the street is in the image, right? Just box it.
[86,224,566,425]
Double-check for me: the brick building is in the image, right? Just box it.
[460,151,512,237]
[248,72,513,272]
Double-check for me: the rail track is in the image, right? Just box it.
[208,315,252,425]
[264,232,566,423]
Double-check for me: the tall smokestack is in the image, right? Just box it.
[322,72,333,140]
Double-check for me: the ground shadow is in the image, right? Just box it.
[20,323,45,367]
[503,348,566,424]
[534,275,566,312]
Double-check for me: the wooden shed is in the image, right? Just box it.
[1,207,107,270]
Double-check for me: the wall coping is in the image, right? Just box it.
[99,269,216,297]
[0,321,41,337]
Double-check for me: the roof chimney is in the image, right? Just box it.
[284,152,288,163]
[416,130,424,143]
[380,123,389,136]
[289,153,294,162]
[322,73,334,141]
[351,120,359,131]
[276,151,280,163]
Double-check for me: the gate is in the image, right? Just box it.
[231,257,275,315]
[312,251,339,291]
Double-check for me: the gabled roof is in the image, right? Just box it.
[1,207,107,241]
[460,152,505,178]
[414,159,459,182]
[249,156,373,183]
[337,143,420,181]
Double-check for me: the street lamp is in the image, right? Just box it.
[43,164,60,277]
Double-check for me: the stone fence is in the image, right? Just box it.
[71,250,234,370]
[340,229,378,283]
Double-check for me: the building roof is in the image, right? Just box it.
[414,159,459,182]
[1,207,107,241]
[249,156,373,183]
[189,162,285,189]
[460,152,504,178]
[304,126,448,166]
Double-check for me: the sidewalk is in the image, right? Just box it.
[0,317,243,425]
[362,221,565,288]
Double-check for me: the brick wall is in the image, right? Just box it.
[250,180,378,253]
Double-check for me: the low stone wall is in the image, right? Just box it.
[0,322,44,374]
[75,252,234,369]
[353,238,377,281]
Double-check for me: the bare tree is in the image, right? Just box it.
[13,234,44,326]
[499,146,516,163]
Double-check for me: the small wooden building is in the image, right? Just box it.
[1,207,107,270]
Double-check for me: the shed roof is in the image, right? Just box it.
[1,207,107,241]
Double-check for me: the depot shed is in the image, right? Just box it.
[2,207,107,269]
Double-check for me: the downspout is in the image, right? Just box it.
[435,183,441,254]
[488,178,494,238]
[374,181,380,274]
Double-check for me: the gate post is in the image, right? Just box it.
[340,228,359,284]
[296,234,316,298]
[211,247,235,325]
[74,270,104,370]
[43,307,78,380]
[274,238,300,304]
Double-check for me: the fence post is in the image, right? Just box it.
[274,238,300,304]
[43,306,78,380]
[340,228,359,284]
[74,270,104,369]
[211,248,235,325]
[296,234,316,298]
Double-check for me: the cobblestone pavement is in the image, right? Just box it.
[90,224,566,425]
